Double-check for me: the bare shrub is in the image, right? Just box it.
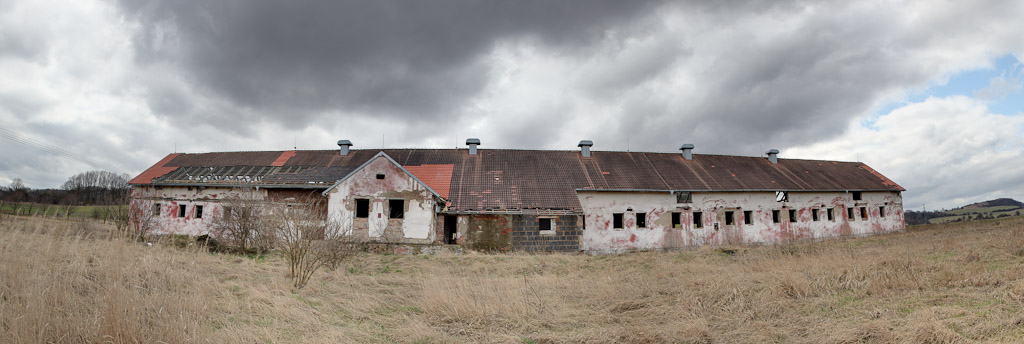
[267,196,359,289]
[210,193,274,254]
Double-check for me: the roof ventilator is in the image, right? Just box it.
[578,140,594,157]
[466,138,481,155]
[337,140,353,156]
[680,144,694,160]
[766,149,779,164]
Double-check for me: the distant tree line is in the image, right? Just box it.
[0,171,130,213]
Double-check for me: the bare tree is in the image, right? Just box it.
[267,196,359,289]
[210,193,274,254]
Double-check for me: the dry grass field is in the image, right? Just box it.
[2,215,1024,343]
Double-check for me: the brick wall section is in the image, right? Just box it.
[511,215,582,252]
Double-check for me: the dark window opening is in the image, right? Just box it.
[812,208,819,221]
[860,207,867,220]
[389,199,404,219]
[539,218,552,232]
[827,208,835,221]
[852,191,862,200]
[376,173,385,180]
[847,207,855,220]
[613,213,623,229]
[195,205,203,219]
[743,210,753,225]
[788,209,797,222]
[879,206,886,217]
[178,204,186,218]
[772,209,780,223]
[693,212,703,228]
[443,215,457,244]
[355,199,370,218]
[153,203,160,216]
[676,192,692,203]
[725,211,735,225]
[636,213,646,228]
[776,191,789,202]
[223,206,233,217]
[671,212,681,228]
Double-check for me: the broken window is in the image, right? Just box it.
[388,199,404,219]
[772,209,780,223]
[613,213,623,229]
[153,203,161,216]
[178,204,187,218]
[538,218,553,232]
[725,211,735,225]
[676,191,692,203]
[860,207,867,220]
[376,173,385,180]
[879,206,886,218]
[776,191,789,202]
[788,209,797,222]
[827,207,835,221]
[852,191,862,201]
[847,207,855,220]
[195,205,203,219]
[743,210,753,225]
[693,212,703,228]
[671,212,681,228]
[355,199,370,218]
[812,208,819,221]
[636,213,646,228]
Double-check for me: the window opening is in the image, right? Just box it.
[725,211,735,225]
[860,207,867,220]
[693,212,703,228]
[788,209,797,222]
[776,191,789,202]
[355,199,370,218]
[613,213,623,229]
[879,206,886,217]
[636,213,646,228]
[153,203,161,216]
[538,218,552,232]
[671,212,681,228]
[389,199,404,219]
[195,205,203,219]
[847,207,855,220]
[812,208,819,221]
[743,210,753,225]
[376,173,385,180]
[178,204,186,218]
[852,191,862,200]
[772,209,780,223]
[676,192,692,203]
[827,207,835,221]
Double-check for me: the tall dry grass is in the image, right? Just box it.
[2,214,1024,343]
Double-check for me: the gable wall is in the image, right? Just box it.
[325,156,436,243]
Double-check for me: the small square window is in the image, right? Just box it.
[693,212,703,228]
[153,203,161,216]
[725,211,735,225]
[671,212,681,228]
[195,205,203,219]
[776,191,789,202]
[636,213,646,228]
[812,208,819,221]
[389,199,404,219]
[538,218,553,232]
[852,191,862,201]
[613,213,623,229]
[788,209,797,222]
[178,204,187,218]
[376,173,385,180]
[847,207,855,220]
[772,209,780,223]
[676,192,692,203]
[879,206,886,218]
[355,199,370,218]
[743,210,753,225]
[860,207,867,220]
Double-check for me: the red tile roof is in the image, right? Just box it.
[131,149,904,212]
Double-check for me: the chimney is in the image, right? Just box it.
[466,138,480,155]
[578,140,594,157]
[766,149,779,164]
[679,144,694,160]
[337,140,352,156]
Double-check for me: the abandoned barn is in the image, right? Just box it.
[128,139,905,253]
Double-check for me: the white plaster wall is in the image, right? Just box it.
[325,156,436,242]
[578,191,904,253]
[130,186,262,236]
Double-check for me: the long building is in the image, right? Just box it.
[128,139,905,253]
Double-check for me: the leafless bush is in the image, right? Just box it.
[267,196,360,288]
[210,194,274,254]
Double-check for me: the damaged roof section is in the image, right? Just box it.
[130,148,905,212]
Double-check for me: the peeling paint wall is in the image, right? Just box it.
[578,191,904,254]
[129,186,267,236]
[325,156,437,244]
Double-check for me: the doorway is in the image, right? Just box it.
[443,215,457,245]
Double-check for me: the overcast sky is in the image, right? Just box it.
[1,0,1023,210]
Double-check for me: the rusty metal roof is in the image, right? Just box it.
[131,148,904,212]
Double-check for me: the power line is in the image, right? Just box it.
[0,126,125,173]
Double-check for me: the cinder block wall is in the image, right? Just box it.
[511,215,582,252]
